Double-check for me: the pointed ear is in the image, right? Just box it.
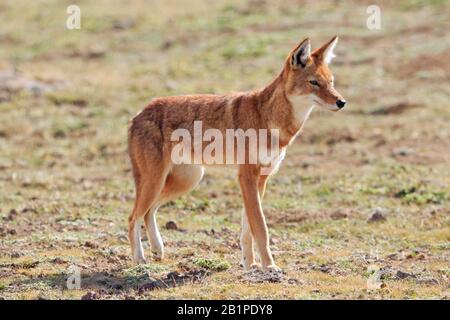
[290,38,311,69]
[312,36,338,64]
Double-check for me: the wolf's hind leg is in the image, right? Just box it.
[128,170,167,265]
[144,164,204,260]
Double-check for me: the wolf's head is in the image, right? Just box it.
[284,37,346,111]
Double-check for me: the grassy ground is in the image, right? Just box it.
[0,0,449,299]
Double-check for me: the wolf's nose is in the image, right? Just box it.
[336,99,346,109]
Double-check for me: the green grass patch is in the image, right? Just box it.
[194,258,231,271]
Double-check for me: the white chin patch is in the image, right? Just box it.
[312,98,339,111]
[326,104,340,111]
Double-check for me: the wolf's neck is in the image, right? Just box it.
[257,71,314,146]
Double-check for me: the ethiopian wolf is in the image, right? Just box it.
[128,37,346,271]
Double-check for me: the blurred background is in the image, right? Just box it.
[0,0,449,299]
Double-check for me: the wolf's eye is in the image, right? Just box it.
[309,80,320,87]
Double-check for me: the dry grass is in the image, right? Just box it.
[0,0,449,299]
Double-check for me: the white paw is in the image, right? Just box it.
[263,264,282,272]
[243,262,261,271]
[133,255,147,265]
[152,250,164,261]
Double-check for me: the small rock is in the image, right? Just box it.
[81,291,98,300]
[85,48,106,59]
[112,19,135,30]
[4,209,18,221]
[301,160,312,168]
[21,206,36,213]
[0,226,17,236]
[330,210,348,220]
[53,129,66,139]
[287,278,301,285]
[395,270,416,280]
[165,220,178,230]
[367,207,387,223]
[318,264,332,273]
[11,252,23,258]
[392,147,413,157]
[84,241,97,248]
[161,40,174,50]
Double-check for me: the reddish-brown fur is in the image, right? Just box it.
[128,37,345,270]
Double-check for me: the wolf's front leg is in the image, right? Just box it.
[144,206,164,260]
[128,217,147,264]
[240,211,258,270]
[238,165,280,271]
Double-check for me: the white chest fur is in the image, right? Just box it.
[287,94,315,126]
